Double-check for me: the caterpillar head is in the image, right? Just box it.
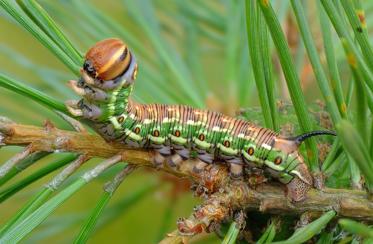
[82,38,137,89]
[66,38,137,120]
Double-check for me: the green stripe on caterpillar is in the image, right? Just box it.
[66,38,336,202]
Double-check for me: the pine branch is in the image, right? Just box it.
[1,118,373,243]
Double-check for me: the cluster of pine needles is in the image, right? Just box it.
[0,0,373,243]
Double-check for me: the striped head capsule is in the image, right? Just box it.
[84,38,132,81]
[67,38,137,120]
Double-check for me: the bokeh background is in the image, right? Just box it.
[0,0,373,243]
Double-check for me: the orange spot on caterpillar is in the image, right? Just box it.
[153,130,160,137]
[174,130,181,137]
[274,156,282,165]
[247,147,254,156]
[134,127,140,134]
[198,134,205,141]
[224,140,230,148]
[117,116,124,123]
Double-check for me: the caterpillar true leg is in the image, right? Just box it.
[67,80,86,96]
[68,79,108,102]
[65,100,83,117]
[65,99,102,120]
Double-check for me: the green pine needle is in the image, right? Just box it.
[0,73,68,113]
[222,221,240,244]
[17,0,83,66]
[245,1,275,130]
[257,222,276,244]
[0,0,80,75]
[258,0,319,172]
[0,151,49,187]
[0,154,77,203]
[339,219,373,239]
[0,179,87,243]
[337,120,373,191]
[272,210,336,244]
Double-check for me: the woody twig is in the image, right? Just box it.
[1,119,373,243]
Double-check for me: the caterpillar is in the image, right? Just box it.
[66,38,336,202]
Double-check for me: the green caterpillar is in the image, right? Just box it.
[66,38,336,202]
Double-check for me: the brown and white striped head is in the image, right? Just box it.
[66,39,138,120]
[82,38,138,87]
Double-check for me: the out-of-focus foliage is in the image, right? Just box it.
[0,0,373,243]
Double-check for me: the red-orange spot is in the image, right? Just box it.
[117,116,124,123]
[274,156,282,165]
[224,140,230,148]
[153,130,160,137]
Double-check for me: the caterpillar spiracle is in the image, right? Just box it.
[66,38,336,202]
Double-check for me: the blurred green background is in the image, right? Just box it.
[0,0,373,243]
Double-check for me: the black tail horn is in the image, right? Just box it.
[290,130,337,145]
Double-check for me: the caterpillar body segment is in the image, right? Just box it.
[66,38,335,201]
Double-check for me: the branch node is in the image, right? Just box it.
[177,217,205,236]
[0,122,14,136]
[54,136,71,151]
[159,230,190,244]
[43,119,56,132]
[312,171,325,190]
[233,210,246,230]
